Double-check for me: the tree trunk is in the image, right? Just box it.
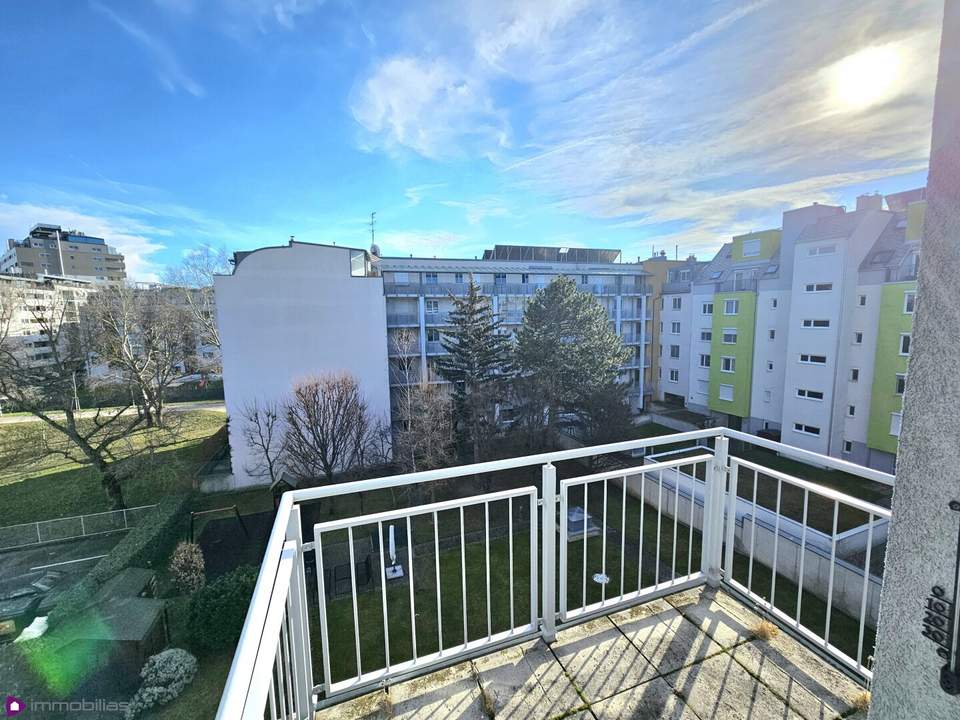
[101,467,126,510]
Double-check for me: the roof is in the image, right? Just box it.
[795,211,867,244]
[858,214,917,274]
[481,245,621,263]
[884,187,926,212]
[72,596,165,642]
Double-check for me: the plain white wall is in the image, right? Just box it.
[215,242,391,487]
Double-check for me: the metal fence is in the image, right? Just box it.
[0,504,158,551]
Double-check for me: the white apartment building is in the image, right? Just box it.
[657,278,693,403]
[215,241,652,487]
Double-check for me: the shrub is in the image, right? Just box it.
[125,648,198,719]
[169,542,206,594]
[188,565,259,653]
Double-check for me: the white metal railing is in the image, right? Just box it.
[216,427,895,719]
[0,504,158,551]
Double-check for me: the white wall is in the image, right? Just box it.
[658,293,691,400]
[215,243,391,487]
[686,292,714,411]
[749,289,788,428]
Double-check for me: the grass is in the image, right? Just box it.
[0,410,226,522]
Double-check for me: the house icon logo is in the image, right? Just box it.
[4,696,23,717]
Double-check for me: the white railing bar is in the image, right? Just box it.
[723,460,739,581]
[655,469,663,587]
[377,521,391,672]
[508,497,515,630]
[619,475,627,598]
[562,573,704,625]
[460,507,467,647]
[485,502,492,641]
[406,515,417,663]
[747,467,758,594]
[824,501,839,647]
[856,514,875,671]
[687,462,697,575]
[560,453,714,488]
[730,456,892,518]
[722,428,894,486]
[582,480,589,610]
[268,672,277,720]
[347,527,362,679]
[314,528,333,695]
[796,489,809,627]
[280,605,295,719]
[273,649,287,720]
[601,479,608,604]
[313,486,538,533]
[529,489,538,632]
[671,466,680,584]
[559,480,568,620]
[433,511,443,655]
[770,478,783,607]
[637,473,646,592]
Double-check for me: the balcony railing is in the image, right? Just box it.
[715,278,758,293]
[386,282,650,298]
[662,280,691,294]
[216,428,894,719]
[386,313,418,327]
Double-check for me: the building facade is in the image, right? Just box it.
[1,223,127,285]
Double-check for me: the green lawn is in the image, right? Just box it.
[0,410,226,522]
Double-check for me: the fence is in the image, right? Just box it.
[0,505,158,552]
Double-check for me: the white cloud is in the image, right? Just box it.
[376,230,478,258]
[404,183,446,207]
[92,1,205,97]
[438,198,509,225]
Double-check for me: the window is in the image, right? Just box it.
[425,299,439,314]
[799,354,827,365]
[721,356,736,373]
[699,354,711,368]
[718,384,734,401]
[853,331,863,344]
[724,299,739,315]
[702,302,713,315]
[669,369,679,383]
[796,388,824,401]
[700,329,712,342]
[494,273,506,285]
[581,275,588,284]
[768,329,776,340]
[350,250,367,277]
[771,298,778,309]
[848,405,856,417]
[671,321,681,334]
[521,273,530,284]
[660,298,665,310]
[804,283,833,292]
[895,373,906,395]
[843,440,853,454]
[903,291,916,314]
[722,328,738,344]
[858,294,867,307]
[670,345,680,359]
[890,412,902,437]
[659,322,663,333]
[672,297,682,310]
[802,319,830,328]
[425,272,438,284]
[678,269,691,281]
[793,423,821,436]
[427,328,441,342]
[454,272,464,284]
[808,244,837,256]
[742,238,761,257]
[899,333,911,355]
[767,361,774,371]
[763,389,771,403]
[850,368,860,382]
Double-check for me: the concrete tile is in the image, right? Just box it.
[551,616,657,703]
[591,677,700,720]
[666,652,805,720]
[726,637,860,719]
[473,639,588,720]
[612,605,725,676]
[664,586,757,649]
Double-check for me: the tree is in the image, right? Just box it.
[240,399,287,485]
[576,381,636,447]
[84,285,197,427]
[0,281,169,508]
[390,329,454,474]
[162,245,229,372]
[515,276,630,446]
[283,373,385,484]
[435,280,513,462]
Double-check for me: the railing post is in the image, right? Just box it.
[541,462,557,643]
[286,504,314,717]
[701,434,728,587]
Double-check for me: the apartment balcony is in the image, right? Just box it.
[386,313,419,327]
[662,280,691,294]
[715,278,758,293]
[387,340,419,357]
[620,332,642,345]
[425,340,445,355]
[482,282,546,295]
[424,311,452,325]
[498,311,525,324]
[216,428,893,720]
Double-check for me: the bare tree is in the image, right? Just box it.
[283,372,384,484]
[84,285,196,427]
[0,281,171,508]
[162,245,229,371]
[240,399,287,485]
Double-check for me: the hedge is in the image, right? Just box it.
[47,493,192,628]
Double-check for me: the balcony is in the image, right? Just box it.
[386,313,419,327]
[216,428,893,720]
[715,278,758,293]
[662,280,691,294]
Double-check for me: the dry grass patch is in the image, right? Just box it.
[750,618,780,641]
[852,690,871,712]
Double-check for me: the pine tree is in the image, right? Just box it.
[435,279,513,462]
[515,276,630,445]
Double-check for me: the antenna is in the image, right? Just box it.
[370,211,376,245]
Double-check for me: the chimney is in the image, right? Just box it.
[856,193,883,211]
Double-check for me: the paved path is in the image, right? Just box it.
[0,399,225,424]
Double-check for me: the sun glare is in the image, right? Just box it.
[828,44,904,112]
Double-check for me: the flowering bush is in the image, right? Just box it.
[169,542,206,594]
[125,648,198,719]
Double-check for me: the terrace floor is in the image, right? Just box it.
[315,586,869,720]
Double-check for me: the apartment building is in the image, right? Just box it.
[0,223,127,285]
[215,241,652,486]
[662,190,924,471]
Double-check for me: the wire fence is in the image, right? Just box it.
[0,504,158,551]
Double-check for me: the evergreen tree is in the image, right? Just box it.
[515,276,630,445]
[435,279,513,462]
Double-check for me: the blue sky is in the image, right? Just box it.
[0,1,942,280]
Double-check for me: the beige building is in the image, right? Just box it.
[1,223,126,285]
